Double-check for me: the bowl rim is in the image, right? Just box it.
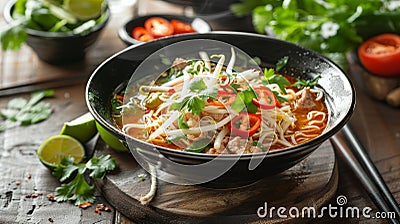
[117,13,212,45]
[86,31,356,160]
[3,0,110,38]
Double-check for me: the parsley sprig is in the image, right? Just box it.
[53,155,118,205]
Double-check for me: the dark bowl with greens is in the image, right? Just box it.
[86,31,355,187]
[3,0,110,64]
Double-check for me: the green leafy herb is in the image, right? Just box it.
[252,141,267,152]
[231,89,258,114]
[0,90,54,131]
[53,155,117,205]
[185,138,210,153]
[263,68,290,94]
[1,0,107,51]
[231,0,400,69]
[293,76,321,89]
[171,78,218,115]
[275,56,289,72]
[177,113,189,129]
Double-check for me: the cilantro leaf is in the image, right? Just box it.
[53,155,118,205]
[231,89,258,114]
[187,97,205,116]
[177,113,189,129]
[0,90,54,131]
[189,78,207,92]
[86,155,118,179]
[275,56,288,72]
[292,76,321,89]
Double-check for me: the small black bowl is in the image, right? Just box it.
[118,14,211,46]
[86,32,355,187]
[3,0,110,65]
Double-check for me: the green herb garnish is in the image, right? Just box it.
[53,155,117,205]
[0,90,54,131]
[293,76,321,89]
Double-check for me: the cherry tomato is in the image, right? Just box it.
[144,17,174,38]
[229,112,261,138]
[207,90,236,107]
[171,19,195,34]
[358,33,400,77]
[132,27,154,42]
[252,87,277,109]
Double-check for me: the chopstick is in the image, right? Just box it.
[341,125,400,217]
[331,125,400,224]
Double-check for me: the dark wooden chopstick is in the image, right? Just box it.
[331,126,400,223]
[341,125,400,217]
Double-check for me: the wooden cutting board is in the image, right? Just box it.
[94,139,337,224]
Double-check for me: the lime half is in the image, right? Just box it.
[60,112,97,144]
[64,0,104,21]
[37,135,85,168]
[96,122,128,152]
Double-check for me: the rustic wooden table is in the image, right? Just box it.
[0,1,399,223]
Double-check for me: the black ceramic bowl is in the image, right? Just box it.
[118,14,211,46]
[3,0,110,65]
[86,32,355,187]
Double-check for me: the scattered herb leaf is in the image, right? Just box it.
[53,155,118,205]
[293,76,321,89]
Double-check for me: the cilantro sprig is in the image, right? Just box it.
[0,90,54,132]
[171,78,218,116]
[293,76,321,89]
[53,155,118,205]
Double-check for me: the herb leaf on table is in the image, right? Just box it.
[53,155,118,205]
[0,90,54,131]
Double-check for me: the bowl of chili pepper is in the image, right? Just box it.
[118,14,211,45]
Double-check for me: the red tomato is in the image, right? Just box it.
[229,112,261,138]
[171,19,195,34]
[144,17,174,38]
[132,27,154,42]
[252,87,277,109]
[358,33,400,77]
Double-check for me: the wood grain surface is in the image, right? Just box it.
[94,139,338,224]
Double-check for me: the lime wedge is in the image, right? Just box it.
[64,0,104,21]
[60,112,97,144]
[37,135,85,168]
[96,122,128,152]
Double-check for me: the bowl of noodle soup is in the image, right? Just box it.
[86,32,355,187]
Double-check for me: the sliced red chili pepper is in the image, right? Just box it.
[208,90,236,107]
[144,17,174,38]
[132,27,154,42]
[171,19,195,34]
[229,112,261,138]
[252,87,277,109]
[218,74,230,87]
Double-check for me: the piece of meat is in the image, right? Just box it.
[227,136,252,154]
[172,58,188,70]
[296,87,317,111]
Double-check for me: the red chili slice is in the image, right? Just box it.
[132,27,154,42]
[229,112,261,138]
[252,87,277,109]
[208,90,236,107]
[144,17,174,38]
[171,19,195,34]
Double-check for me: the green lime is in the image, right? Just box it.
[37,135,85,168]
[96,122,128,152]
[60,112,97,144]
[64,0,104,21]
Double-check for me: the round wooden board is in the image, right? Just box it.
[94,139,338,224]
